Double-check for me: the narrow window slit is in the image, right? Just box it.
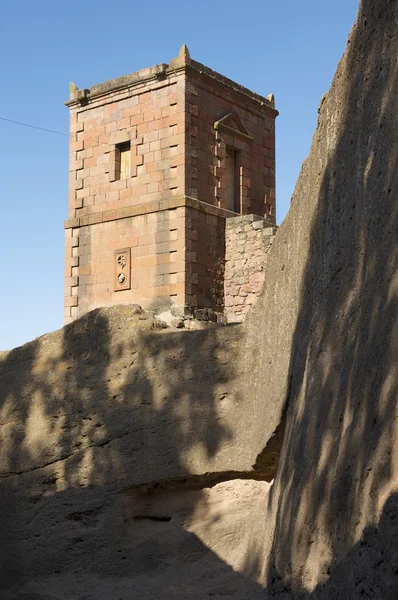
[225,147,240,213]
[115,141,131,180]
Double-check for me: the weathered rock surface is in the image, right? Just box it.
[242,0,398,596]
[0,305,281,483]
[1,0,398,597]
[0,305,281,597]
[3,478,272,600]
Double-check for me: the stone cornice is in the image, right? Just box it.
[64,196,242,229]
[65,46,278,117]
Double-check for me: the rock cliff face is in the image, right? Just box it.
[243,0,398,595]
[1,0,397,598]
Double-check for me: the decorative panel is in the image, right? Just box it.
[113,248,131,291]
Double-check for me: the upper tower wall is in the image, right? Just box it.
[184,58,276,220]
[65,46,277,224]
[66,64,186,221]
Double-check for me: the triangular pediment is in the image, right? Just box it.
[214,111,253,141]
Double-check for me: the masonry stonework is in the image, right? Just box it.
[224,215,277,322]
[64,46,278,323]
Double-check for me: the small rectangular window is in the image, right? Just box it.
[116,142,131,180]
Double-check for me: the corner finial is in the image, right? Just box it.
[267,93,275,107]
[69,82,78,98]
[179,44,190,59]
[169,44,191,69]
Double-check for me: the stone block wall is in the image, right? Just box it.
[224,215,277,322]
[65,62,189,323]
[64,48,278,323]
[67,67,186,221]
[184,205,225,310]
[185,63,277,221]
[65,204,186,321]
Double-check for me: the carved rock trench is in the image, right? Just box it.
[1,0,398,597]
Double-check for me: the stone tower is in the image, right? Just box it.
[64,46,278,324]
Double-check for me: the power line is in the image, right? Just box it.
[0,114,132,151]
[0,116,68,137]
[0,115,110,148]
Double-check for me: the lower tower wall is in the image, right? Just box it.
[64,203,187,323]
[64,197,239,323]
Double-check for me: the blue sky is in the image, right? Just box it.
[0,0,359,350]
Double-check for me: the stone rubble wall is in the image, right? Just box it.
[224,214,277,322]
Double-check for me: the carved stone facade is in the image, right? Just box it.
[64,46,278,323]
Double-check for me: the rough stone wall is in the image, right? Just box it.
[224,215,277,322]
[185,66,277,220]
